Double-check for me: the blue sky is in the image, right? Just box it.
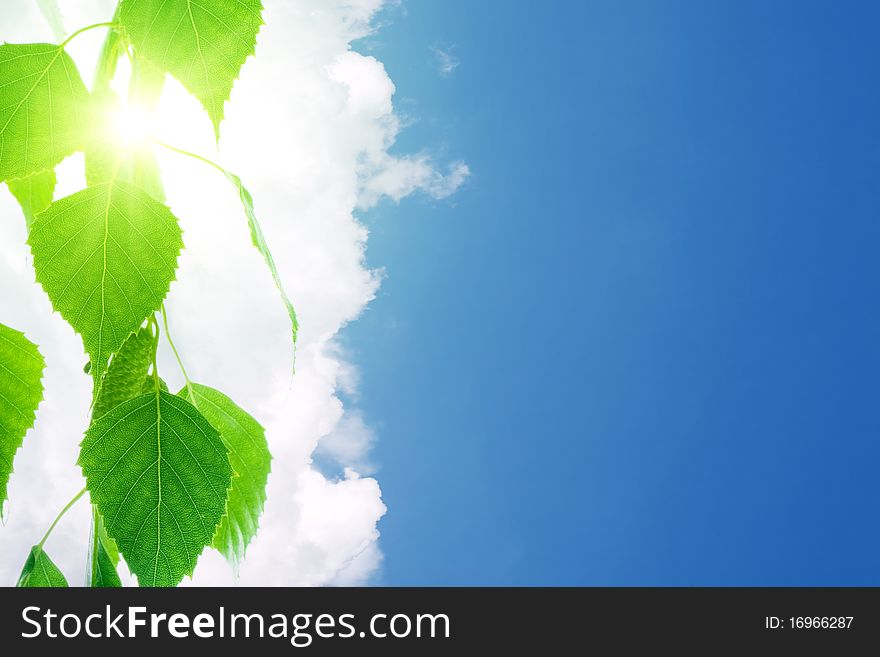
[342,1,880,586]
[2,0,873,588]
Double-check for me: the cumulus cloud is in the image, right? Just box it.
[316,412,378,476]
[0,0,465,586]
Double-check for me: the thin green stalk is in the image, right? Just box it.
[153,138,226,174]
[161,304,195,401]
[154,137,299,379]
[37,486,87,549]
[60,22,117,49]
[149,314,162,393]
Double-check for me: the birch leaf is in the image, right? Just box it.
[6,169,56,230]
[0,43,91,181]
[181,383,270,570]
[28,181,183,390]
[224,171,298,357]
[17,546,68,587]
[120,0,264,139]
[0,323,45,513]
[79,390,232,587]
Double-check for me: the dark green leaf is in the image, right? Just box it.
[89,509,122,587]
[0,323,45,513]
[79,390,232,586]
[17,546,68,587]
[28,181,183,390]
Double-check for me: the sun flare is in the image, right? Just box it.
[112,104,155,148]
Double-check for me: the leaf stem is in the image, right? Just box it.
[149,314,161,393]
[60,22,117,49]
[153,139,226,175]
[37,486,87,549]
[152,137,299,378]
[161,304,195,401]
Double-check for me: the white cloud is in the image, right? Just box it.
[0,0,465,586]
[360,156,471,208]
[316,412,378,475]
[432,46,460,77]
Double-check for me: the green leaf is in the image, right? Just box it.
[79,390,232,587]
[92,537,121,587]
[0,323,45,514]
[28,181,183,390]
[97,512,121,565]
[17,546,68,587]
[223,171,299,357]
[180,383,270,570]
[0,43,92,182]
[120,0,265,139]
[92,326,156,420]
[89,509,122,587]
[6,170,56,230]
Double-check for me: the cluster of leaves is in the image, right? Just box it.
[1,0,292,587]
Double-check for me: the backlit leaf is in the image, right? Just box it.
[181,383,270,570]
[6,169,56,230]
[79,390,232,587]
[92,537,121,587]
[0,323,45,514]
[224,171,298,358]
[88,509,121,587]
[28,181,183,390]
[0,43,91,181]
[17,546,67,587]
[120,0,264,138]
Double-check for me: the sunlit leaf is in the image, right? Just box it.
[0,323,45,514]
[0,43,91,181]
[120,0,264,138]
[181,383,270,570]
[6,170,56,230]
[79,390,232,587]
[224,171,298,357]
[28,181,183,390]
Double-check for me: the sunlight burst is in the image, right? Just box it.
[112,105,155,148]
